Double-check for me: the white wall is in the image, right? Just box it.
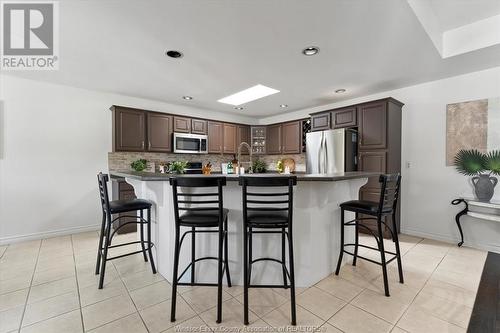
[0,75,256,244]
[260,67,500,253]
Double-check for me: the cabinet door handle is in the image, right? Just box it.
[141,141,145,149]
[148,141,151,149]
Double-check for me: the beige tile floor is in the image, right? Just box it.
[0,231,487,333]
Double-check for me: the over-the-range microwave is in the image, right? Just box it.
[173,133,208,154]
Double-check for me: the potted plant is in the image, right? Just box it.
[131,159,147,172]
[168,161,189,174]
[454,149,500,202]
[251,159,267,173]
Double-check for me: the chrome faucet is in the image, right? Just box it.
[237,142,253,174]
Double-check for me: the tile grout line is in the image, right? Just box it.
[71,233,86,333]
[16,239,42,332]
[325,237,425,332]
[111,252,153,333]
[393,242,463,330]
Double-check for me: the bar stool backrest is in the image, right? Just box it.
[378,174,401,214]
[97,173,111,213]
[239,176,298,225]
[169,176,227,225]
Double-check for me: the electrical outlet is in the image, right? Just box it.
[406,161,411,169]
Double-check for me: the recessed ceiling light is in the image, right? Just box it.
[280,104,288,108]
[302,46,319,56]
[218,84,280,106]
[165,50,183,58]
[234,107,244,110]
[335,89,346,93]
[182,96,193,100]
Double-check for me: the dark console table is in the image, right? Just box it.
[451,198,500,247]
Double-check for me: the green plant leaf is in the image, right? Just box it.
[453,149,486,176]
[485,150,500,175]
[131,159,147,172]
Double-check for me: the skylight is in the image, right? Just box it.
[218,84,280,106]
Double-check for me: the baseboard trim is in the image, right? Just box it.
[0,224,101,246]
[402,227,500,254]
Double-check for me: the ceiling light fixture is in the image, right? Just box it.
[182,96,193,100]
[165,50,183,58]
[218,84,280,106]
[280,104,288,108]
[234,107,244,110]
[335,89,346,94]
[302,46,319,56]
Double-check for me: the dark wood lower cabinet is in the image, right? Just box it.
[112,179,137,234]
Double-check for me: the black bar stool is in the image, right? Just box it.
[169,176,231,324]
[239,176,297,326]
[335,173,403,297]
[95,173,156,289]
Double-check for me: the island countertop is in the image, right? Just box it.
[110,170,379,182]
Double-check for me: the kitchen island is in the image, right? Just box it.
[110,171,377,287]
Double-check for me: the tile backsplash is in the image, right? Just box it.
[108,152,306,173]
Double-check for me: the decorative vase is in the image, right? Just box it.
[471,174,498,202]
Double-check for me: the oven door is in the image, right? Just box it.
[173,133,207,154]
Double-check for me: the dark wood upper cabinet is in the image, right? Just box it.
[147,112,172,152]
[358,101,387,150]
[311,112,330,131]
[282,121,301,154]
[266,124,282,155]
[173,116,191,133]
[237,125,251,154]
[208,121,223,154]
[191,119,207,135]
[223,123,237,154]
[332,107,357,128]
[112,106,146,152]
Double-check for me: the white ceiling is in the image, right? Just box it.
[5,0,500,117]
[429,0,500,30]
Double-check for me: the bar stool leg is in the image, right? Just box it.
[95,212,106,275]
[191,226,196,284]
[282,227,288,288]
[224,217,232,287]
[98,213,112,289]
[146,208,156,274]
[248,227,253,283]
[392,214,404,283]
[353,213,359,266]
[170,225,181,322]
[243,224,249,325]
[140,210,148,262]
[216,225,224,323]
[287,229,297,326]
[335,208,345,275]
[377,217,390,297]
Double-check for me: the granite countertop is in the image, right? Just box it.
[109,170,379,182]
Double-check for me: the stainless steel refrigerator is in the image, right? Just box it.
[306,128,358,174]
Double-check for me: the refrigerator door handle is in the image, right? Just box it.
[319,132,325,173]
[323,134,328,173]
